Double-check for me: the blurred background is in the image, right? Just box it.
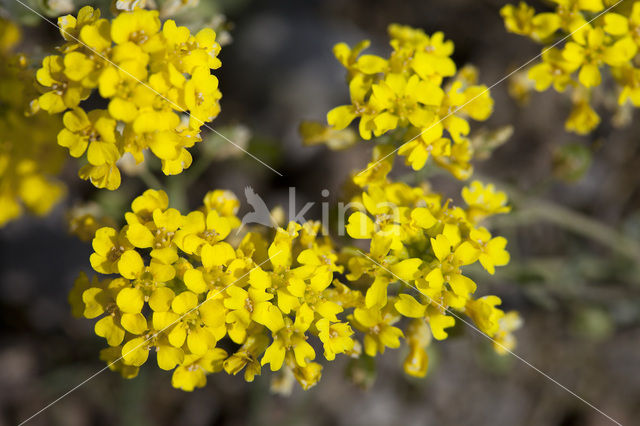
[1,0,639,424]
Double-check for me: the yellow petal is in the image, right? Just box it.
[365,276,389,308]
[429,313,455,340]
[453,241,479,265]
[116,287,144,313]
[201,242,235,268]
[171,291,198,314]
[252,302,284,332]
[183,269,208,293]
[126,223,154,248]
[122,337,149,366]
[117,250,144,279]
[327,105,356,130]
[249,268,271,290]
[390,258,422,281]
[95,316,125,346]
[411,207,437,229]
[395,294,426,318]
[121,312,147,334]
[149,287,175,312]
[356,54,387,74]
[157,345,184,370]
[431,234,451,261]
[449,274,476,298]
[346,211,375,239]
[578,63,601,88]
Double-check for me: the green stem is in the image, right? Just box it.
[494,182,640,265]
[183,149,216,187]
[166,177,188,212]
[139,168,163,190]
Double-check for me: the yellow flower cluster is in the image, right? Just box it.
[35,6,222,189]
[0,18,66,227]
[70,23,520,391]
[315,24,520,379]
[501,0,640,134]
[342,176,519,375]
[72,186,518,390]
[70,189,361,391]
[325,24,494,179]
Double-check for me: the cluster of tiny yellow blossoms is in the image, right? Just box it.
[343,176,520,366]
[325,24,494,180]
[501,0,640,134]
[315,25,520,379]
[35,6,222,189]
[70,189,361,391]
[69,22,520,392]
[0,18,66,227]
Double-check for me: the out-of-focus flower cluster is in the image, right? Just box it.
[35,6,222,190]
[70,189,360,391]
[501,0,640,134]
[0,18,66,227]
[320,24,494,180]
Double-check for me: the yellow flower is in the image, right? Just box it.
[57,6,101,47]
[603,3,640,44]
[398,124,451,171]
[82,278,130,346]
[184,66,221,128]
[470,227,510,275]
[563,26,636,88]
[501,3,561,41]
[334,39,387,77]
[427,234,479,299]
[350,306,403,356]
[36,55,91,113]
[223,334,268,382]
[528,48,575,92]
[462,180,511,223]
[225,285,283,342]
[316,318,355,360]
[90,227,133,274]
[175,209,233,255]
[493,311,523,354]
[0,17,21,51]
[111,9,162,51]
[58,109,119,164]
[368,73,444,136]
[388,25,456,83]
[565,98,600,134]
[171,349,227,391]
[402,319,430,378]
[264,312,317,370]
[466,295,504,336]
